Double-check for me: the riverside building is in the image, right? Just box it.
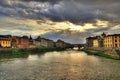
[86,33,120,49]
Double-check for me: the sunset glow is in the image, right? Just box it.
[0,0,119,44]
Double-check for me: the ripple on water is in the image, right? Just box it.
[0,51,120,80]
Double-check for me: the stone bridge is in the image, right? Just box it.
[72,44,86,50]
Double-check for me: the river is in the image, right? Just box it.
[0,50,120,80]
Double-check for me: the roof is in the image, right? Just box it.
[87,33,120,39]
[86,36,97,39]
[56,39,65,43]
[22,36,29,39]
[106,34,120,37]
[0,35,12,38]
[0,38,11,41]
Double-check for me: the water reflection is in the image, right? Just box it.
[0,51,120,80]
[28,55,39,61]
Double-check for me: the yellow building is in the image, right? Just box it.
[0,35,12,48]
[104,34,120,48]
[93,39,99,47]
[87,33,120,49]
[104,35,113,48]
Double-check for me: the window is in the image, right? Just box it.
[115,44,118,47]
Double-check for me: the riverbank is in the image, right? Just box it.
[82,49,120,60]
[0,47,68,59]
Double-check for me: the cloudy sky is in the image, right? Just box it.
[0,0,120,44]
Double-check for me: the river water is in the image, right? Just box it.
[0,50,120,80]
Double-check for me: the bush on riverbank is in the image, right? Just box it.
[0,47,67,59]
[0,49,28,59]
[83,49,119,60]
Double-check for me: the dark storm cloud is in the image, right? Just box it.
[41,1,96,23]
[0,0,120,24]
[20,0,120,24]
[0,0,120,44]
[20,0,62,4]
[86,27,111,35]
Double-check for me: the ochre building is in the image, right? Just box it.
[0,35,12,48]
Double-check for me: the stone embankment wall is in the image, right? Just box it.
[104,49,118,58]
[0,48,12,54]
[86,47,120,58]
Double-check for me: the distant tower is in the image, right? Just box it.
[30,35,32,40]
[101,32,106,38]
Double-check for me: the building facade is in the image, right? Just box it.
[12,36,29,48]
[56,39,65,48]
[86,37,97,47]
[113,34,120,48]
[47,39,54,47]
[0,35,71,49]
[104,35,113,48]
[93,39,99,47]
[40,38,48,47]
[0,35,12,48]
[86,33,120,49]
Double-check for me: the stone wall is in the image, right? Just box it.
[0,48,12,54]
[86,47,120,58]
[104,49,118,58]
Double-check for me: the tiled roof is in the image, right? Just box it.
[0,35,11,38]
[106,34,120,37]
[86,36,97,39]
